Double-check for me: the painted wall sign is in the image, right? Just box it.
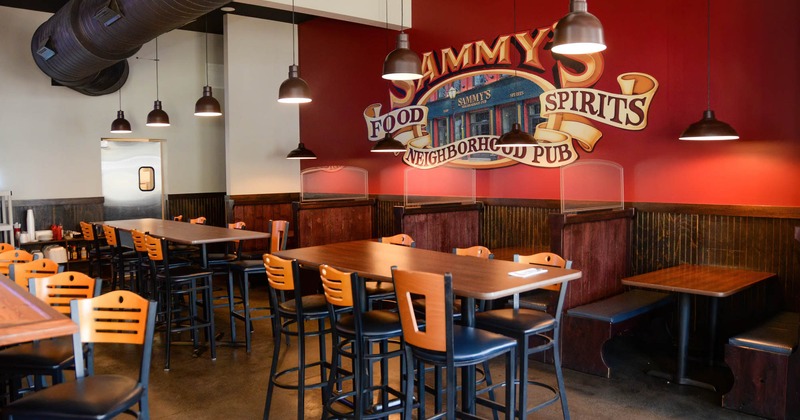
[364,23,659,169]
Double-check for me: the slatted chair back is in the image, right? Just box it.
[263,253,297,292]
[79,222,96,241]
[379,233,416,248]
[269,220,290,253]
[144,235,166,263]
[0,249,33,275]
[190,217,206,225]
[453,246,494,259]
[130,229,148,253]
[0,243,13,253]
[28,271,101,315]
[392,268,451,353]
[173,215,184,222]
[11,258,60,289]
[102,225,119,247]
[320,264,356,309]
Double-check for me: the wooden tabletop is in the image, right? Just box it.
[621,264,776,297]
[274,240,582,301]
[101,218,269,245]
[0,274,77,346]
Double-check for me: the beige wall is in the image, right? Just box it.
[0,6,226,200]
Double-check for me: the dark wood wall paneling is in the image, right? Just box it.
[167,193,227,228]
[394,204,482,252]
[13,197,104,233]
[230,193,297,253]
[294,200,376,248]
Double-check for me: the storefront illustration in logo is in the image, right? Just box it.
[364,24,659,169]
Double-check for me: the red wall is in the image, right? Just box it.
[298,0,800,207]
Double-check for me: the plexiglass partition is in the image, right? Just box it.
[300,166,369,202]
[404,166,476,207]
[560,160,624,213]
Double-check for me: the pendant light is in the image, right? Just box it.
[278,0,311,104]
[371,132,406,153]
[552,0,606,55]
[110,89,132,133]
[497,0,536,147]
[382,0,422,81]
[679,0,738,141]
[195,16,222,117]
[286,142,317,159]
[146,37,170,127]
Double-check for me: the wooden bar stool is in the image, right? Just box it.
[320,264,406,419]
[145,235,216,371]
[263,253,332,420]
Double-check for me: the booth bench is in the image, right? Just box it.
[723,311,799,420]
[561,289,673,377]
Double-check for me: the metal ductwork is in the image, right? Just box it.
[31,0,230,96]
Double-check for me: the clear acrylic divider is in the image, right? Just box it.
[560,160,624,213]
[404,166,476,207]
[300,166,368,202]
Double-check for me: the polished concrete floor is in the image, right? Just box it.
[88,278,761,420]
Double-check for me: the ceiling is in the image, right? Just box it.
[0,0,316,35]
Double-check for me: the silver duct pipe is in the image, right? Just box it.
[31,0,230,96]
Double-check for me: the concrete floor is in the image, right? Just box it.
[89,278,762,420]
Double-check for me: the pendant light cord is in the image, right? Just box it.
[205,16,210,86]
[400,0,404,33]
[155,37,160,100]
[291,0,297,65]
[118,89,122,110]
[706,0,711,111]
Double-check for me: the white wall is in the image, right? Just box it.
[0,6,226,200]
[224,14,301,195]
[238,0,413,30]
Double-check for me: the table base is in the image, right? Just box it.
[646,369,716,392]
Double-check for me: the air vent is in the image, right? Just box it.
[93,0,123,27]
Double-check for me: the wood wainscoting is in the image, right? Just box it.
[229,193,297,254]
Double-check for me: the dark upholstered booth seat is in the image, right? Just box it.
[562,290,673,377]
[727,311,798,355]
[567,289,673,323]
[723,311,800,419]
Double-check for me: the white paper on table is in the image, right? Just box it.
[508,267,548,278]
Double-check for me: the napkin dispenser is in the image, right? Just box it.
[43,245,68,264]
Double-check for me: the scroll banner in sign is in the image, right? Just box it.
[363,22,659,170]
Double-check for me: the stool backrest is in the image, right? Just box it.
[392,268,454,353]
[0,243,13,253]
[379,233,416,248]
[269,220,290,253]
[11,258,60,289]
[514,252,571,293]
[130,229,148,253]
[453,246,493,259]
[102,225,119,247]
[0,249,33,275]
[320,264,356,308]
[79,222,96,241]
[173,215,183,222]
[28,271,101,314]
[190,217,206,225]
[263,253,296,292]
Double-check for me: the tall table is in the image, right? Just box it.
[101,218,269,268]
[621,264,775,390]
[275,240,582,414]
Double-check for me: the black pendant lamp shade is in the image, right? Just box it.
[147,100,170,127]
[110,89,131,133]
[195,17,222,117]
[278,0,312,104]
[195,86,222,116]
[497,122,536,147]
[278,64,312,103]
[679,110,738,141]
[552,0,606,55]
[146,38,169,127]
[382,0,422,81]
[679,0,738,141]
[382,32,423,81]
[110,110,132,133]
[371,132,406,153]
[286,142,317,159]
